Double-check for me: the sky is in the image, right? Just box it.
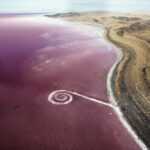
[0,0,150,14]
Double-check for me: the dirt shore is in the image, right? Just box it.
[47,12,150,148]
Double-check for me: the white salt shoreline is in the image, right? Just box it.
[46,17,148,150]
[75,21,148,150]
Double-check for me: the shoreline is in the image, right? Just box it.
[105,28,148,150]
[46,13,150,148]
[105,27,150,148]
[45,17,148,149]
[76,22,148,150]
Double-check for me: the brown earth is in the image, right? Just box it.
[47,12,150,148]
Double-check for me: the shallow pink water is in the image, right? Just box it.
[0,15,120,102]
[0,16,141,150]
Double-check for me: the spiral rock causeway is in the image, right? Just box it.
[48,90,73,105]
[48,90,113,107]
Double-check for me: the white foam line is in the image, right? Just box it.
[47,21,148,149]
[81,21,148,150]
[48,90,113,108]
[106,45,148,150]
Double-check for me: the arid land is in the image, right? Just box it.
[47,12,150,148]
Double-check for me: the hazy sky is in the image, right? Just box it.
[0,0,150,14]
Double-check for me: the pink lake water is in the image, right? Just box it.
[0,16,142,150]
